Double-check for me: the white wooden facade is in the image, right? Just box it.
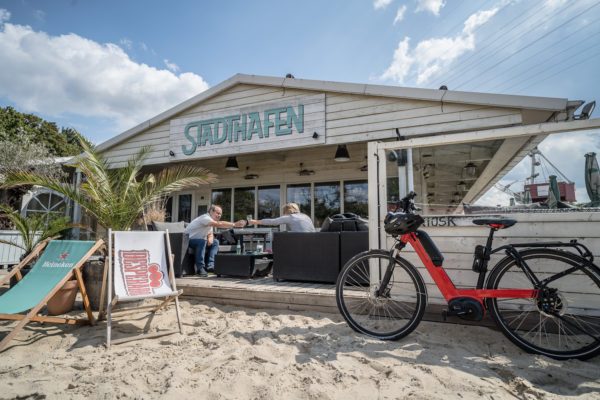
[96,74,600,299]
[98,74,575,222]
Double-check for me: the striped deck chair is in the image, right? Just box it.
[0,239,104,352]
[105,230,182,347]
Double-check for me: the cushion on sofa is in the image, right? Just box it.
[152,221,186,233]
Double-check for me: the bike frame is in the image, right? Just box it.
[400,232,537,303]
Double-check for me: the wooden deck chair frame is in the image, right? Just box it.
[105,229,183,347]
[0,239,104,352]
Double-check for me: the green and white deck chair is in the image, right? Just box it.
[0,239,104,352]
[105,230,183,347]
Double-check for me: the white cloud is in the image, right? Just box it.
[416,0,445,16]
[164,59,180,73]
[33,9,45,22]
[393,5,407,25]
[0,22,209,136]
[119,38,133,50]
[381,37,414,83]
[374,0,393,10]
[381,7,499,85]
[0,8,10,24]
[544,0,568,10]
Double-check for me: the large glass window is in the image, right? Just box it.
[287,184,311,216]
[314,182,340,228]
[211,189,232,221]
[387,177,400,212]
[344,180,368,217]
[234,187,255,221]
[258,186,280,219]
[178,194,192,222]
[164,197,173,222]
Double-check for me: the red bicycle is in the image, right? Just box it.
[335,192,600,360]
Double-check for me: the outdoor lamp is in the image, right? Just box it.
[334,145,350,162]
[463,162,477,177]
[225,156,239,171]
[457,181,467,192]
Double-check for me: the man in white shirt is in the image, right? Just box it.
[185,205,245,277]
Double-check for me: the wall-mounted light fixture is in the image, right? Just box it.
[225,156,239,171]
[457,181,467,192]
[463,162,477,178]
[312,132,319,139]
[453,192,461,202]
[169,150,175,157]
[334,145,350,162]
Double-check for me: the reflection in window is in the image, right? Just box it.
[211,189,232,221]
[178,194,192,222]
[387,177,400,212]
[287,184,311,216]
[165,197,173,222]
[258,186,280,219]
[234,187,255,222]
[314,182,340,228]
[344,180,368,218]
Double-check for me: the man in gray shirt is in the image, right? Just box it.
[248,202,315,232]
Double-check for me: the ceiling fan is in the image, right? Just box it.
[244,166,259,180]
[298,163,315,176]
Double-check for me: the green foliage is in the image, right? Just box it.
[0,106,91,157]
[2,140,218,232]
[0,205,74,256]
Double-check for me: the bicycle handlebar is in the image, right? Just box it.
[396,191,418,214]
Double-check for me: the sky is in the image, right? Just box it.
[0,0,599,205]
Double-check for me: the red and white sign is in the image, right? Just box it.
[113,232,172,299]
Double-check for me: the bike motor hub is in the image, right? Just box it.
[447,297,485,321]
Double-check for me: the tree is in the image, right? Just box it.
[0,106,91,156]
[1,141,218,232]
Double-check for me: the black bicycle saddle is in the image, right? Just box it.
[472,218,517,229]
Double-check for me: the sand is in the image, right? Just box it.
[1,299,599,400]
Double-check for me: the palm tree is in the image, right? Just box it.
[1,141,218,232]
[0,204,74,256]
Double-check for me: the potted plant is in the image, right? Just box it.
[2,141,217,310]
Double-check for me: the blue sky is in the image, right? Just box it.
[0,0,599,205]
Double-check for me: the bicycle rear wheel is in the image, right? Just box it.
[486,249,600,360]
[335,250,427,340]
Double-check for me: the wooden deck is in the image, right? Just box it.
[175,275,496,327]
[176,275,339,314]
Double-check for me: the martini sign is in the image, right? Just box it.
[169,94,325,159]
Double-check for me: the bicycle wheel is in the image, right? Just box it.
[336,250,427,340]
[486,249,600,360]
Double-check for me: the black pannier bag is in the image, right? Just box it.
[321,213,369,232]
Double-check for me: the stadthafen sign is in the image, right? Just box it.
[169,94,325,160]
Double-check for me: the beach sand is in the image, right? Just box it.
[1,299,599,400]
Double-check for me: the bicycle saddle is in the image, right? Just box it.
[472,218,517,229]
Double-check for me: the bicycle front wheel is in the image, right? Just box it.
[486,249,600,360]
[335,250,427,340]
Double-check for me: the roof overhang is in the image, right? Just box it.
[97,73,570,153]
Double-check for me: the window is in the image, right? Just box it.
[234,187,255,221]
[287,184,311,216]
[314,182,340,228]
[258,186,280,219]
[344,180,368,218]
[23,190,67,221]
[211,189,232,221]
[387,177,400,212]
[164,197,173,222]
[178,194,192,222]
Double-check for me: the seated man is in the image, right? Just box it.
[185,205,245,277]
